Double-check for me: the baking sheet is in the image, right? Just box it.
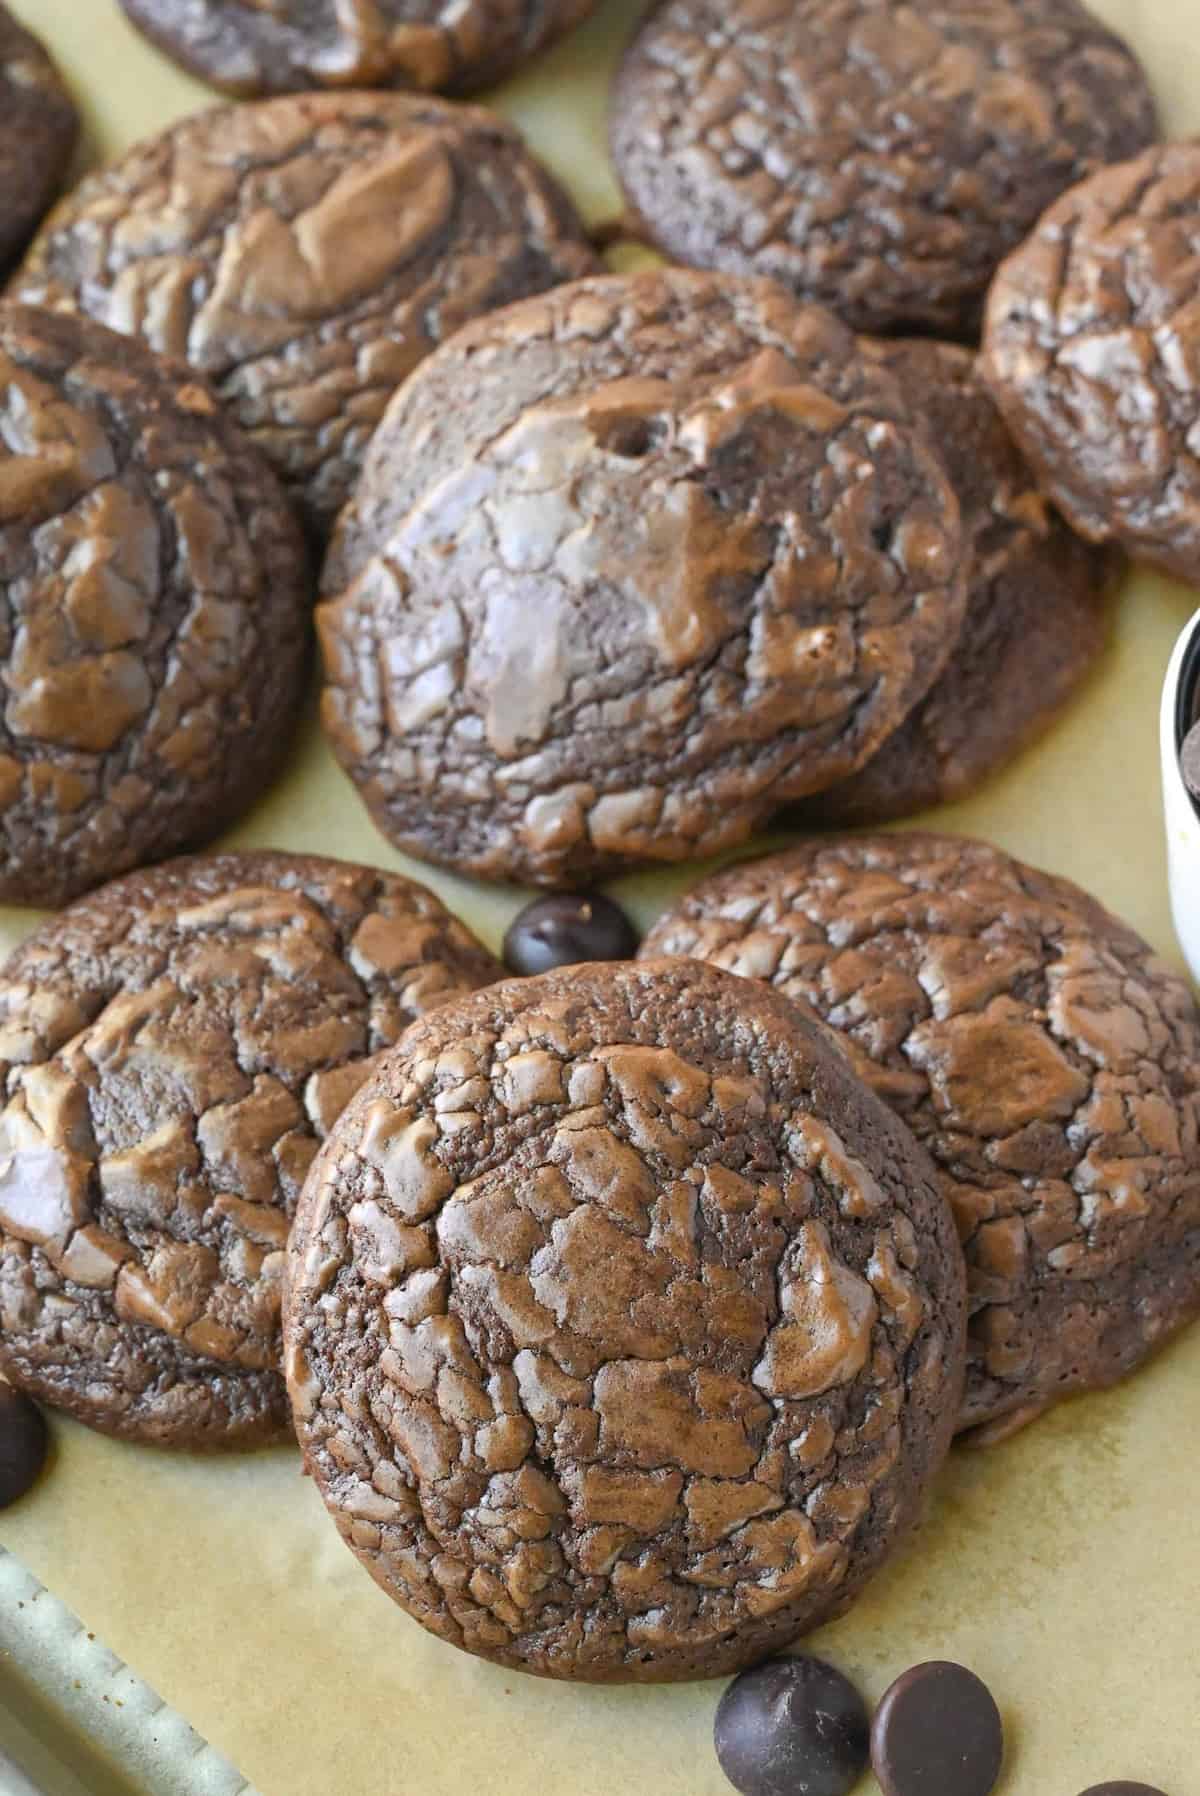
[2,1,1200,1792]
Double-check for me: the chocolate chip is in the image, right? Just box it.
[871,1661,1003,1796]
[1180,720,1200,801]
[502,893,639,975]
[713,1656,870,1796]
[0,1384,48,1508]
[1078,1785,1170,1795]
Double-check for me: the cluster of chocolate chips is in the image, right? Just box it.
[714,1654,1165,1796]
[716,1657,1001,1796]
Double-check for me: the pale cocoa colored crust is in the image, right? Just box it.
[284,958,966,1680]
[0,852,502,1447]
[983,141,1200,584]
[0,304,310,909]
[796,340,1116,825]
[119,0,599,100]
[12,93,599,532]
[0,5,78,275]
[642,835,1200,1438]
[318,270,968,887]
[609,0,1158,337]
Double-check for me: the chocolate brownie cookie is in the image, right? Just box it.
[319,270,969,886]
[0,5,78,277]
[13,93,598,532]
[0,852,502,1446]
[796,341,1115,825]
[609,0,1158,338]
[983,141,1200,584]
[285,958,966,1679]
[0,305,309,909]
[118,0,598,99]
[642,835,1200,1439]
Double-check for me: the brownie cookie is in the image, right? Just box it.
[983,141,1200,584]
[285,958,966,1681]
[13,93,598,532]
[796,341,1115,825]
[609,0,1158,337]
[0,5,78,277]
[118,0,598,99]
[319,270,969,886]
[0,304,309,909]
[642,835,1200,1439]
[0,852,502,1447]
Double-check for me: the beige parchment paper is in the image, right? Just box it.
[2,2,1200,1791]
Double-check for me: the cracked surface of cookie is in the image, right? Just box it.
[0,851,503,1447]
[284,957,966,1680]
[118,0,600,100]
[796,340,1115,825]
[318,270,968,887]
[0,304,310,908]
[0,4,78,276]
[12,93,598,532]
[609,0,1158,338]
[983,141,1200,584]
[642,835,1200,1438]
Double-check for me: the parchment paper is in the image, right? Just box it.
[2,3,1199,1791]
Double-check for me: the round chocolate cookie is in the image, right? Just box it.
[319,269,969,887]
[0,304,309,909]
[0,852,502,1447]
[0,5,78,277]
[642,835,1200,1439]
[983,141,1200,584]
[118,0,598,99]
[796,340,1115,825]
[13,93,598,532]
[285,957,966,1681]
[609,0,1158,338]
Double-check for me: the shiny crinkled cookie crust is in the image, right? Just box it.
[12,91,598,532]
[317,269,969,888]
[0,851,503,1448]
[0,2,78,275]
[284,958,966,1681]
[982,139,1200,585]
[118,0,601,99]
[641,834,1200,1440]
[0,304,310,909]
[794,338,1115,826]
[609,0,1159,337]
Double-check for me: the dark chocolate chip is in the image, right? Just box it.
[502,892,639,976]
[1078,1785,1169,1795]
[871,1661,1003,1796]
[1180,719,1200,801]
[713,1655,870,1796]
[0,1384,48,1508]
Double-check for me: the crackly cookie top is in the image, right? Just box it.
[0,851,502,1447]
[798,340,1114,824]
[983,140,1200,584]
[610,0,1158,337]
[119,0,599,99]
[0,4,78,275]
[285,958,965,1680]
[318,270,968,887]
[13,92,598,531]
[0,304,310,908]
[643,835,1200,1438]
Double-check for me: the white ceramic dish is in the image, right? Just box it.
[1160,607,1200,980]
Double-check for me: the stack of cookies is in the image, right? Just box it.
[1,0,1199,1715]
